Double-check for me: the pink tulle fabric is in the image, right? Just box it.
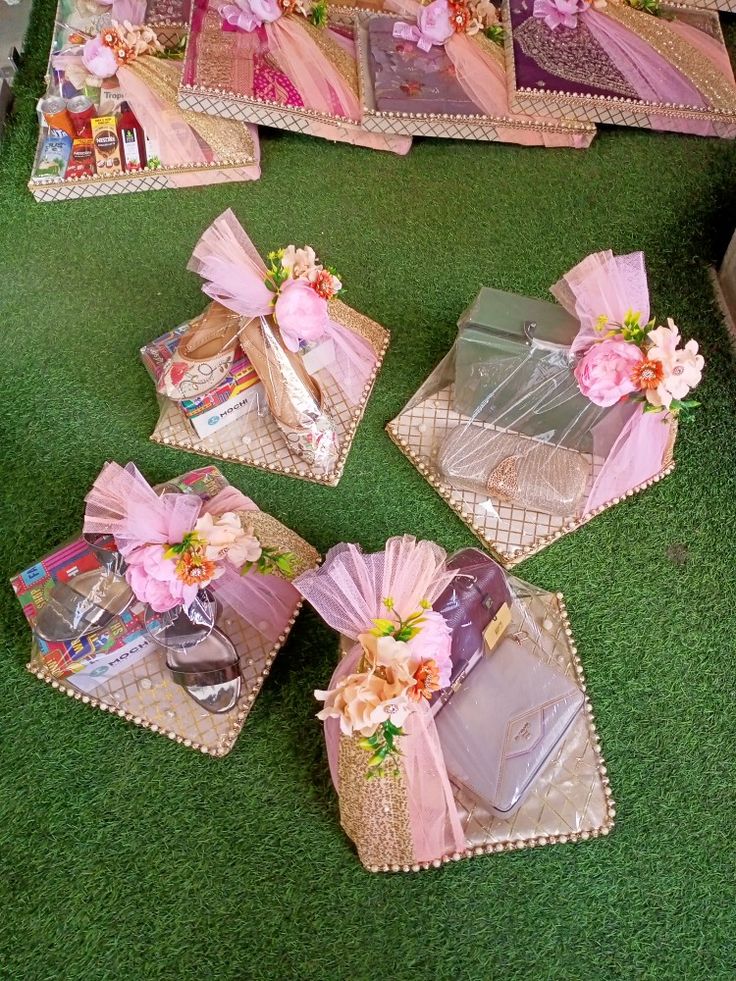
[550,252,673,512]
[111,0,146,22]
[294,536,465,864]
[187,209,377,406]
[265,18,361,120]
[82,462,298,642]
[386,0,590,148]
[581,9,732,137]
[116,65,212,167]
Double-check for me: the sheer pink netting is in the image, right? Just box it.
[295,536,465,864]
[117,64,212,167]
[265,18,361,120]
[111,0,146,22]
[187,209,376,406]
[550,252,674,511]
[83,462,298,642]
[386,0,590,148]
[84,462,202,554]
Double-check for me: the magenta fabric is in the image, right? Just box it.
[295,537,465,865]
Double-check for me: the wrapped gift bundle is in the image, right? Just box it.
[178,0,411,152]
[295,536,614,872]
[148,210,390,486]
[387,251,703,565]
[355,0,595,146]
[29,0,260,203]
[503,0,736,138]
[12,463,319,755]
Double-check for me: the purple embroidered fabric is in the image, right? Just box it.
[368,16,481,115]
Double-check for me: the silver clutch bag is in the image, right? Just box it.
[436,425,589,517]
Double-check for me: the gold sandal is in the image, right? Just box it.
[157,302,243,401]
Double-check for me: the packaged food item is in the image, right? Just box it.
[64,138,96,179]
[117,102,147,172]
[40,96,75,138]
[35,134,73,178]
[91,115,123,175]
[66,95,96,137]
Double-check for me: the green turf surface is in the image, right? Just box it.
[2,2,736,977]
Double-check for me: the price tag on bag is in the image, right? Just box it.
[483,602,512,654]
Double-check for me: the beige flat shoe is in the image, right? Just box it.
[156,302,243,401]
[240,315,339,471]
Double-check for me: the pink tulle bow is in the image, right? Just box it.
[549,252,674,513]
[111,0,147,23]
[82,462,298,641]
[295,536,465,865]
[393,21,433,52]
[188,210,376,406]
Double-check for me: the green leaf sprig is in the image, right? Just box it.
[358,720,404,779]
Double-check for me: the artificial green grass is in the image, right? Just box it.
[2,2,736,977]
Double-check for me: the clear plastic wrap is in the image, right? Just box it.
[388,255,678,564]
[145,212,389,486]
[12,464,320,754]
[297,537,613,873]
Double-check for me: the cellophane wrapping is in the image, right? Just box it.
[297,537,613,872]
[388,257,677,564]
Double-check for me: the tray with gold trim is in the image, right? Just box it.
[503,0,736,138]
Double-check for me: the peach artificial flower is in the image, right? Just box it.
[409,659,441,701]
[645,319,704,410]
[175,551,220,588]
[315,670,412,737]
[195,512,262,567]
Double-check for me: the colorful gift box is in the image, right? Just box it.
[13,465,320,756]
[178,1,411,153]
[141,324,263,437]
[28,0,260,203]
[355,8,595,146]
[503,0,736,138]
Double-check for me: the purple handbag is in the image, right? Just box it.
[430,548,512,713]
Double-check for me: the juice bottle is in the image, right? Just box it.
[117,102,147,173]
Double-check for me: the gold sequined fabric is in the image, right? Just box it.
[129,56,256,161]
[603,2,736,112]
[472,31,506,71]
[329,297,387,353]
[301,19,360,93]
[238,511,320,579]
[338,734,415,869]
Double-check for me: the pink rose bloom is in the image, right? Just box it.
[533,0,586,30]
[574,338,644,407]
[82,35,119,78]
[220,0,281,31]
[124,543,199,613]
[274,278,330,352]
[416,0,454,47]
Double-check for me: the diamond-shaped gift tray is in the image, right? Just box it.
[16,475,320,756]
[387,384,676,567]
[151,300,390,487]
[345,587,615,873]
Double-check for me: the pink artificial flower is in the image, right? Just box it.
[574,337,644,407]
[645,319,704,410]
[404,608,453,689]
[220,0,281,32]
[274,278,330,352]
[416,0,454,47]
[533,0,586,30]
[124,543,199,613]
[82,35,120,78]
[315,670,413,737]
